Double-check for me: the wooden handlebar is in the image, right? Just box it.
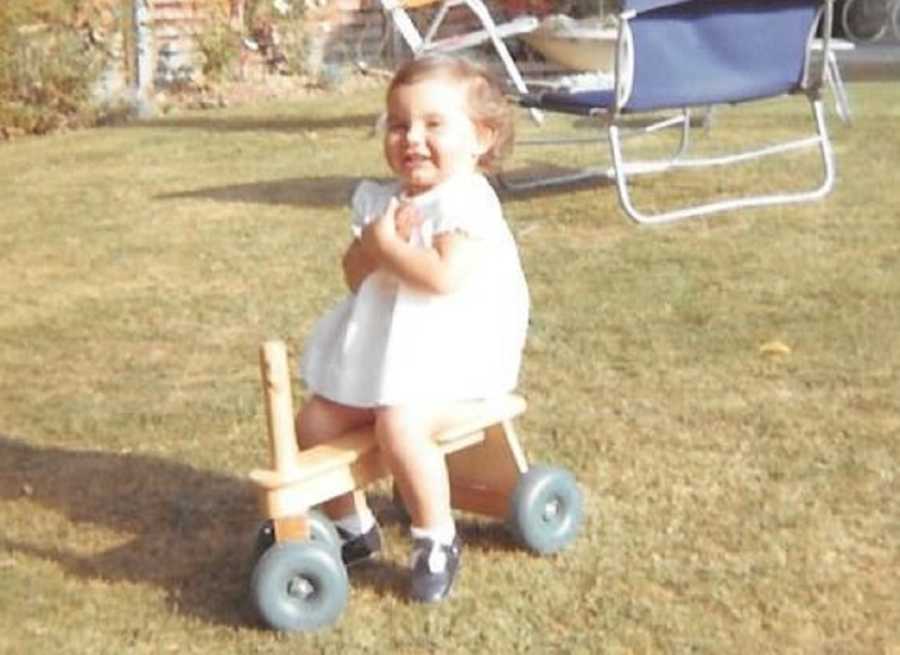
[259,340,300,476]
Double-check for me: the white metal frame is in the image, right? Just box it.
[381,0,541,120]
[609,100,835,224]
[813,37,854,124]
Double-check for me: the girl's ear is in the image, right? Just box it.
[474,125,495,157]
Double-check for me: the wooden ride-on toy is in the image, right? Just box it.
[248,340,584,632]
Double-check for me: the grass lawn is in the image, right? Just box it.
[1,80,898,654]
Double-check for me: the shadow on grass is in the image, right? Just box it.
[0,433,264,627]
[153,162,611,212]
[129,112,380,134]
[0,435,521,628]
[493,161,615,206]
[156,175,371,209]
[368,492,522,549]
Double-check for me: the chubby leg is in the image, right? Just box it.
[295,394,374,519]
[374,404,454,530]
[375,403,466,602]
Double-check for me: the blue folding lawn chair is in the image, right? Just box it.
[508,0,837,225]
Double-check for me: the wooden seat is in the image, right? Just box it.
[250,341,531,538]
[249,394,526,490]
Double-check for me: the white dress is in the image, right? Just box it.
[300,172,529,408]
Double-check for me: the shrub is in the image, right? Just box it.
[0,26,105,134]
[195,19,241,82]
[0,1,119,135]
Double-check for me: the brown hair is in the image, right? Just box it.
[387,55,515,172]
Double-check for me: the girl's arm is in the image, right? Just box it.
[361,198,485,295]
[343,201,423,293]
[342,239,376,293]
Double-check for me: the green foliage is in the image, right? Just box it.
[0,26,105,133]
[0,1,122,134]
[195,1,309,83]
[245,0,306,32]
[195,20,241,81]
[0,0,79,31]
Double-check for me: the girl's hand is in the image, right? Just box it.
[361,196,401,257]
[360,197,484,295]
[394,201,423,242]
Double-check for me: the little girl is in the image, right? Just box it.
[297,55,529,603]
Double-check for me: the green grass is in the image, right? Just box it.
[1,82,898,654]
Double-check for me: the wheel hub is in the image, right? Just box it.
[542,497,561,522]
[287,575,315,600]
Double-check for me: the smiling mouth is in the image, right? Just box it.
[403,151,430,166]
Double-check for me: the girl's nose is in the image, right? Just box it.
[405,121,425,143]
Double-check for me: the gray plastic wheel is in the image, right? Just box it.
[250,540,349,632]
[306,510,342,555]
[508,465,584,554]
[253,510,342,562]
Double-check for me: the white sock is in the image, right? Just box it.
[410,520,457,573]
[410,519,456,546]
[334,507,376,536]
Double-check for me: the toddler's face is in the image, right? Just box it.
[384,77,490,196]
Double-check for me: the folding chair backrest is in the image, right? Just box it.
[620,0,821,112]
[383,0,429,50]
[380,0,540,118]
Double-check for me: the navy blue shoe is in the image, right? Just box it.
[336,524,382,567]
[409,537,461,603]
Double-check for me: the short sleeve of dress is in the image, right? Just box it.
[428,175,502,241]
[349,180,398,238]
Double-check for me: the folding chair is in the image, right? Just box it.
[507,0,837,225]
[813,36,854,124]
[381,0,541,120]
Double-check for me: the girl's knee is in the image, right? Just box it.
[374,406,412,438]
[296,395,373,448]
[374,406,435,457]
